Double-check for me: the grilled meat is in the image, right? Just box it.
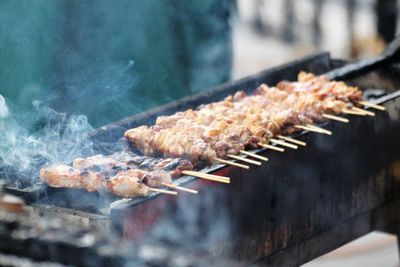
[73,152,194,177]
[41,72,364,198]
[125,72,363,161]
[106,169,150,197]
[41,152,193,197]
[40,164,82,189]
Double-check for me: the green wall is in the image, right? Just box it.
[0,0,233,127]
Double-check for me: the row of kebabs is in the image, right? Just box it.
[40,151,196,197]
[40,72,372,198]
[123,72,363,164]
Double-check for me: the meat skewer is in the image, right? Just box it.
[41,150,227,197]
[358,100,386,111]
[124,72,366,164]
[40,163,177,197]
[39,71,388,199]
[276,135,306,147]
[76,152,228,184]
[239,150,269,161]
[321,114,349,123]
[269,138,298,149]
[73,152,199,193]
[106,169,160,197]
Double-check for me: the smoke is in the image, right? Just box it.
[125,186,232,254]
[0,57,141,189]
[51,60,138,127]
[0,95,96,188]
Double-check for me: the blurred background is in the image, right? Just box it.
[234,0,394,77]
[0,0,399,265]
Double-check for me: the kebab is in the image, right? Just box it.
[40,151,230,197]
[126,99,280,163]
[40,152,198,197]
[159,72,364,136]
[74,152,200,193]
[124,72,379,164]
[124,90,320,160]
[40,162,178,197]
[41,72,385,197]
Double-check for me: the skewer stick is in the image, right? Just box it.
[342,108,366,116]
[305,124,332,135]
[270,138,298,149]
[149,188,178,195]
[358,101,386,111]
[295,125,327,134]
[182,170,231,183]
[258,143,285,152]
[227,154,262,166]
[239,150,269,161]
[351,107,375,117]
[213,158,250,169]
[277,135,306,147]
[161,182,198,194]
[322,114,349,123]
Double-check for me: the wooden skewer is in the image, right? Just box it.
[295,125,327,134]
[239,150,269,161]
[322,114,349,123]
[213,158,250,169]
[350,107,369,115]
[351,106,375,117]
[258,143,285,152]
[305,124,332,135]
[358,101,386,111]
[182,170,231,183]
[270,138,298,149]
[277,135,306,147]
[342,108,366,116]
[161,182,198,194]
[227,154,262,166]
[149,188,178,195]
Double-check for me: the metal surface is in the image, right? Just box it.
[109,90,400,266]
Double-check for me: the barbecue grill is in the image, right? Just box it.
[3,51,400,266]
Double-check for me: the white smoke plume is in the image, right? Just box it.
[0,95,94,188]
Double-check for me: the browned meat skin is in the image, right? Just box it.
[230,89,308,135]
[111,151,194,177]
[42,150,191,196]
[109,151,194,175]
[106,169,150,197]
[40,164,106,192]
[156,96,270,150]
[73,153,175,191]
[157,103,258,153]
[78,170,108,192]
[142,170,172,188]
[40,162,173,197]
[72,152,194,178]
[144,157,194,177]
[124,72,363,164]
[274,81,348,117]
[124,127,219,163]
[297,72,362,103]
[40,164,82,189]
